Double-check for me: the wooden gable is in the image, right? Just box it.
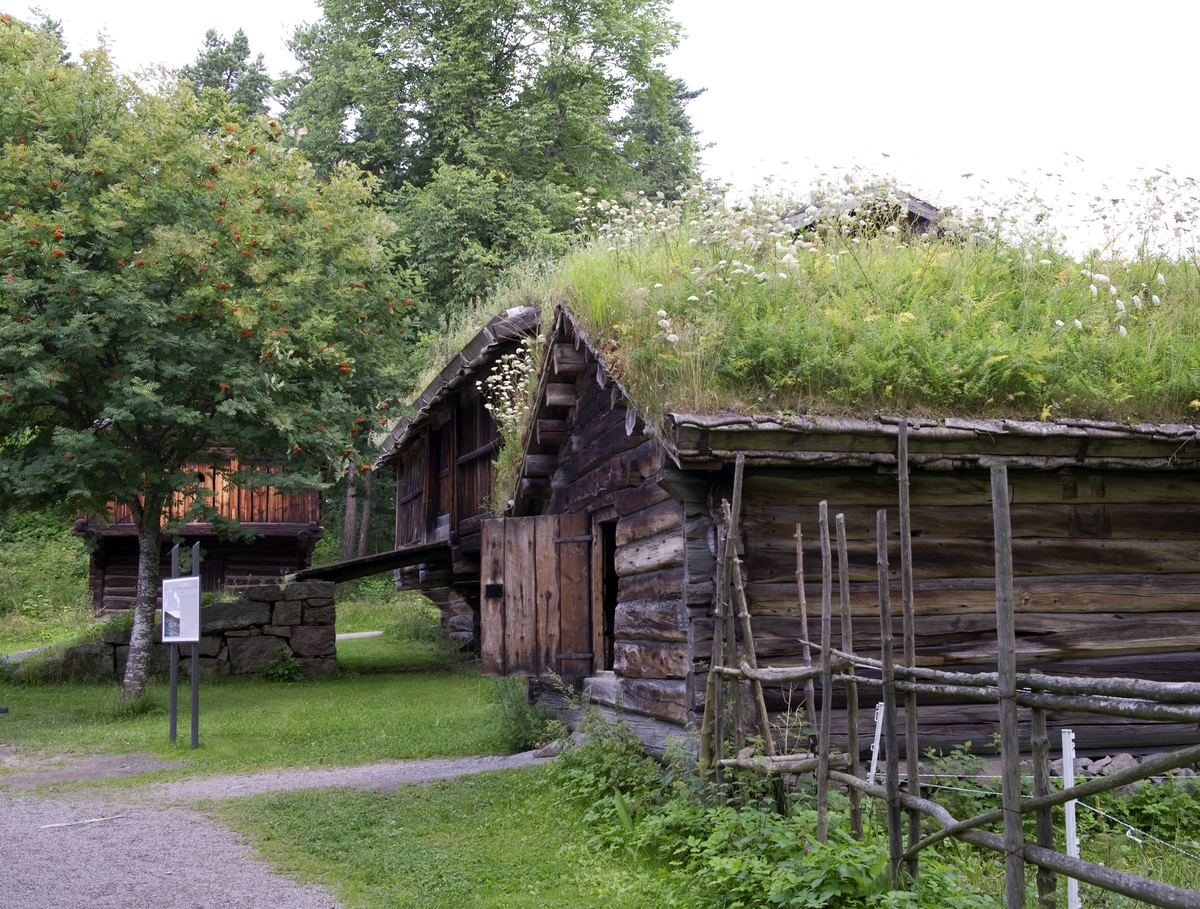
[480,513,594,679]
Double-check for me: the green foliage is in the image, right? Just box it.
[263,647,304,682]
[0,14,423,696]
[181,28,273,116]
[559,181,1200,424]
[553,719,996,909]
[1089,775,1200,846]
[0,15,420,519]
[0,503,91,653]
[491,677,557,751]
[612,73,705,199]
[282,0,699,313]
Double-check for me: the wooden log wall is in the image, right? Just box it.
[701,465,1200,755]
[529,338,692,727]
[89,535,317,613]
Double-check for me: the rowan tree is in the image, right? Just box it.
[0,15,419,700]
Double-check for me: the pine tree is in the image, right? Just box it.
[182,28,272,117]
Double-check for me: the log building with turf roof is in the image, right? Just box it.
[299,298,1200,757]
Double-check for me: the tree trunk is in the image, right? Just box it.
[121,505,163,703]
[356,466,373,558]
[341,455,358,563]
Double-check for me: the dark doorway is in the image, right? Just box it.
[600,520,618,670]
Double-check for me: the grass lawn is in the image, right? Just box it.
[215,765,697,909]
[0,667,511,778]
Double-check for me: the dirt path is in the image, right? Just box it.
[0,749,550,909]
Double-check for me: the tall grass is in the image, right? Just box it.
[0,505,93,654]
[554,180,1200,426]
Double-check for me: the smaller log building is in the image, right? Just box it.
[74,456,323,613]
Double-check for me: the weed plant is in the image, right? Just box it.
[490,677,558,751]
[557,173,1200,426]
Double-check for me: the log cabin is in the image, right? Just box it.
[476,303,1200,756]
[292,298,1200,757]
[73,455,323,613]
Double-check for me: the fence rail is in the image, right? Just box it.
[699,427,1200,909]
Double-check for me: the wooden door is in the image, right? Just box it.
[480,513,592,679]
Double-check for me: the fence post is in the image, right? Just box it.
[817,502,833,842]
[1062,728,1081,909]
[1031,704,1058,908]
[796,525,818,737]
[897,420,921,881]
[836,513,863,840]
[877,509,903,887]
[168,544,179,744]
[991,464,1027,909]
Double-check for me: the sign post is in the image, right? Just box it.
[163,543,201,749]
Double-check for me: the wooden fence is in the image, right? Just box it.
[700,429,1200,909]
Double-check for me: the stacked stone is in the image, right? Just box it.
[441,589,476,650]
[93,580,337,678]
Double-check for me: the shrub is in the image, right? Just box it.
[552,715,997,908]
[263,648,304,683]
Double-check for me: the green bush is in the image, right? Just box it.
[491,677,557,751]
[263,647,305,683]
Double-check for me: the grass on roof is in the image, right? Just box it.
[550,182,1200,426]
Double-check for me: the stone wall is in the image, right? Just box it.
[79,580,337,679]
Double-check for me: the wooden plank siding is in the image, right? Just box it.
[99,457,320,529]
[480,513,591,679]
[685,463,1200,756]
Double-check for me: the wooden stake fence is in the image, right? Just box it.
[702,438,1200,909]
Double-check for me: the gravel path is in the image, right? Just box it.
[0,750,550,909]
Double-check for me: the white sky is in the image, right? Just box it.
[25,0,1200,211]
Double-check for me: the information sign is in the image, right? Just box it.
[162,576,201,643]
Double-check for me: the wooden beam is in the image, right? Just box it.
[546,383,577,408]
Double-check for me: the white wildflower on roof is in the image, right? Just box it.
[1118,325,1128,337]
[1039,259,1053,265]
[657,319,670,329]
[1074,319,1083,329]
[1152,294,1161,305]
[653,283,663,288]
[1090,285,1098,299]
[1116,300,1126,312]
[1132,294,1141,305]
[1157,273,1167,285]
[687,295,699,301]
[1055,320,1065,326]
[666,333,679,343]
[657,309,667,318]
[1093,274,1110,284]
